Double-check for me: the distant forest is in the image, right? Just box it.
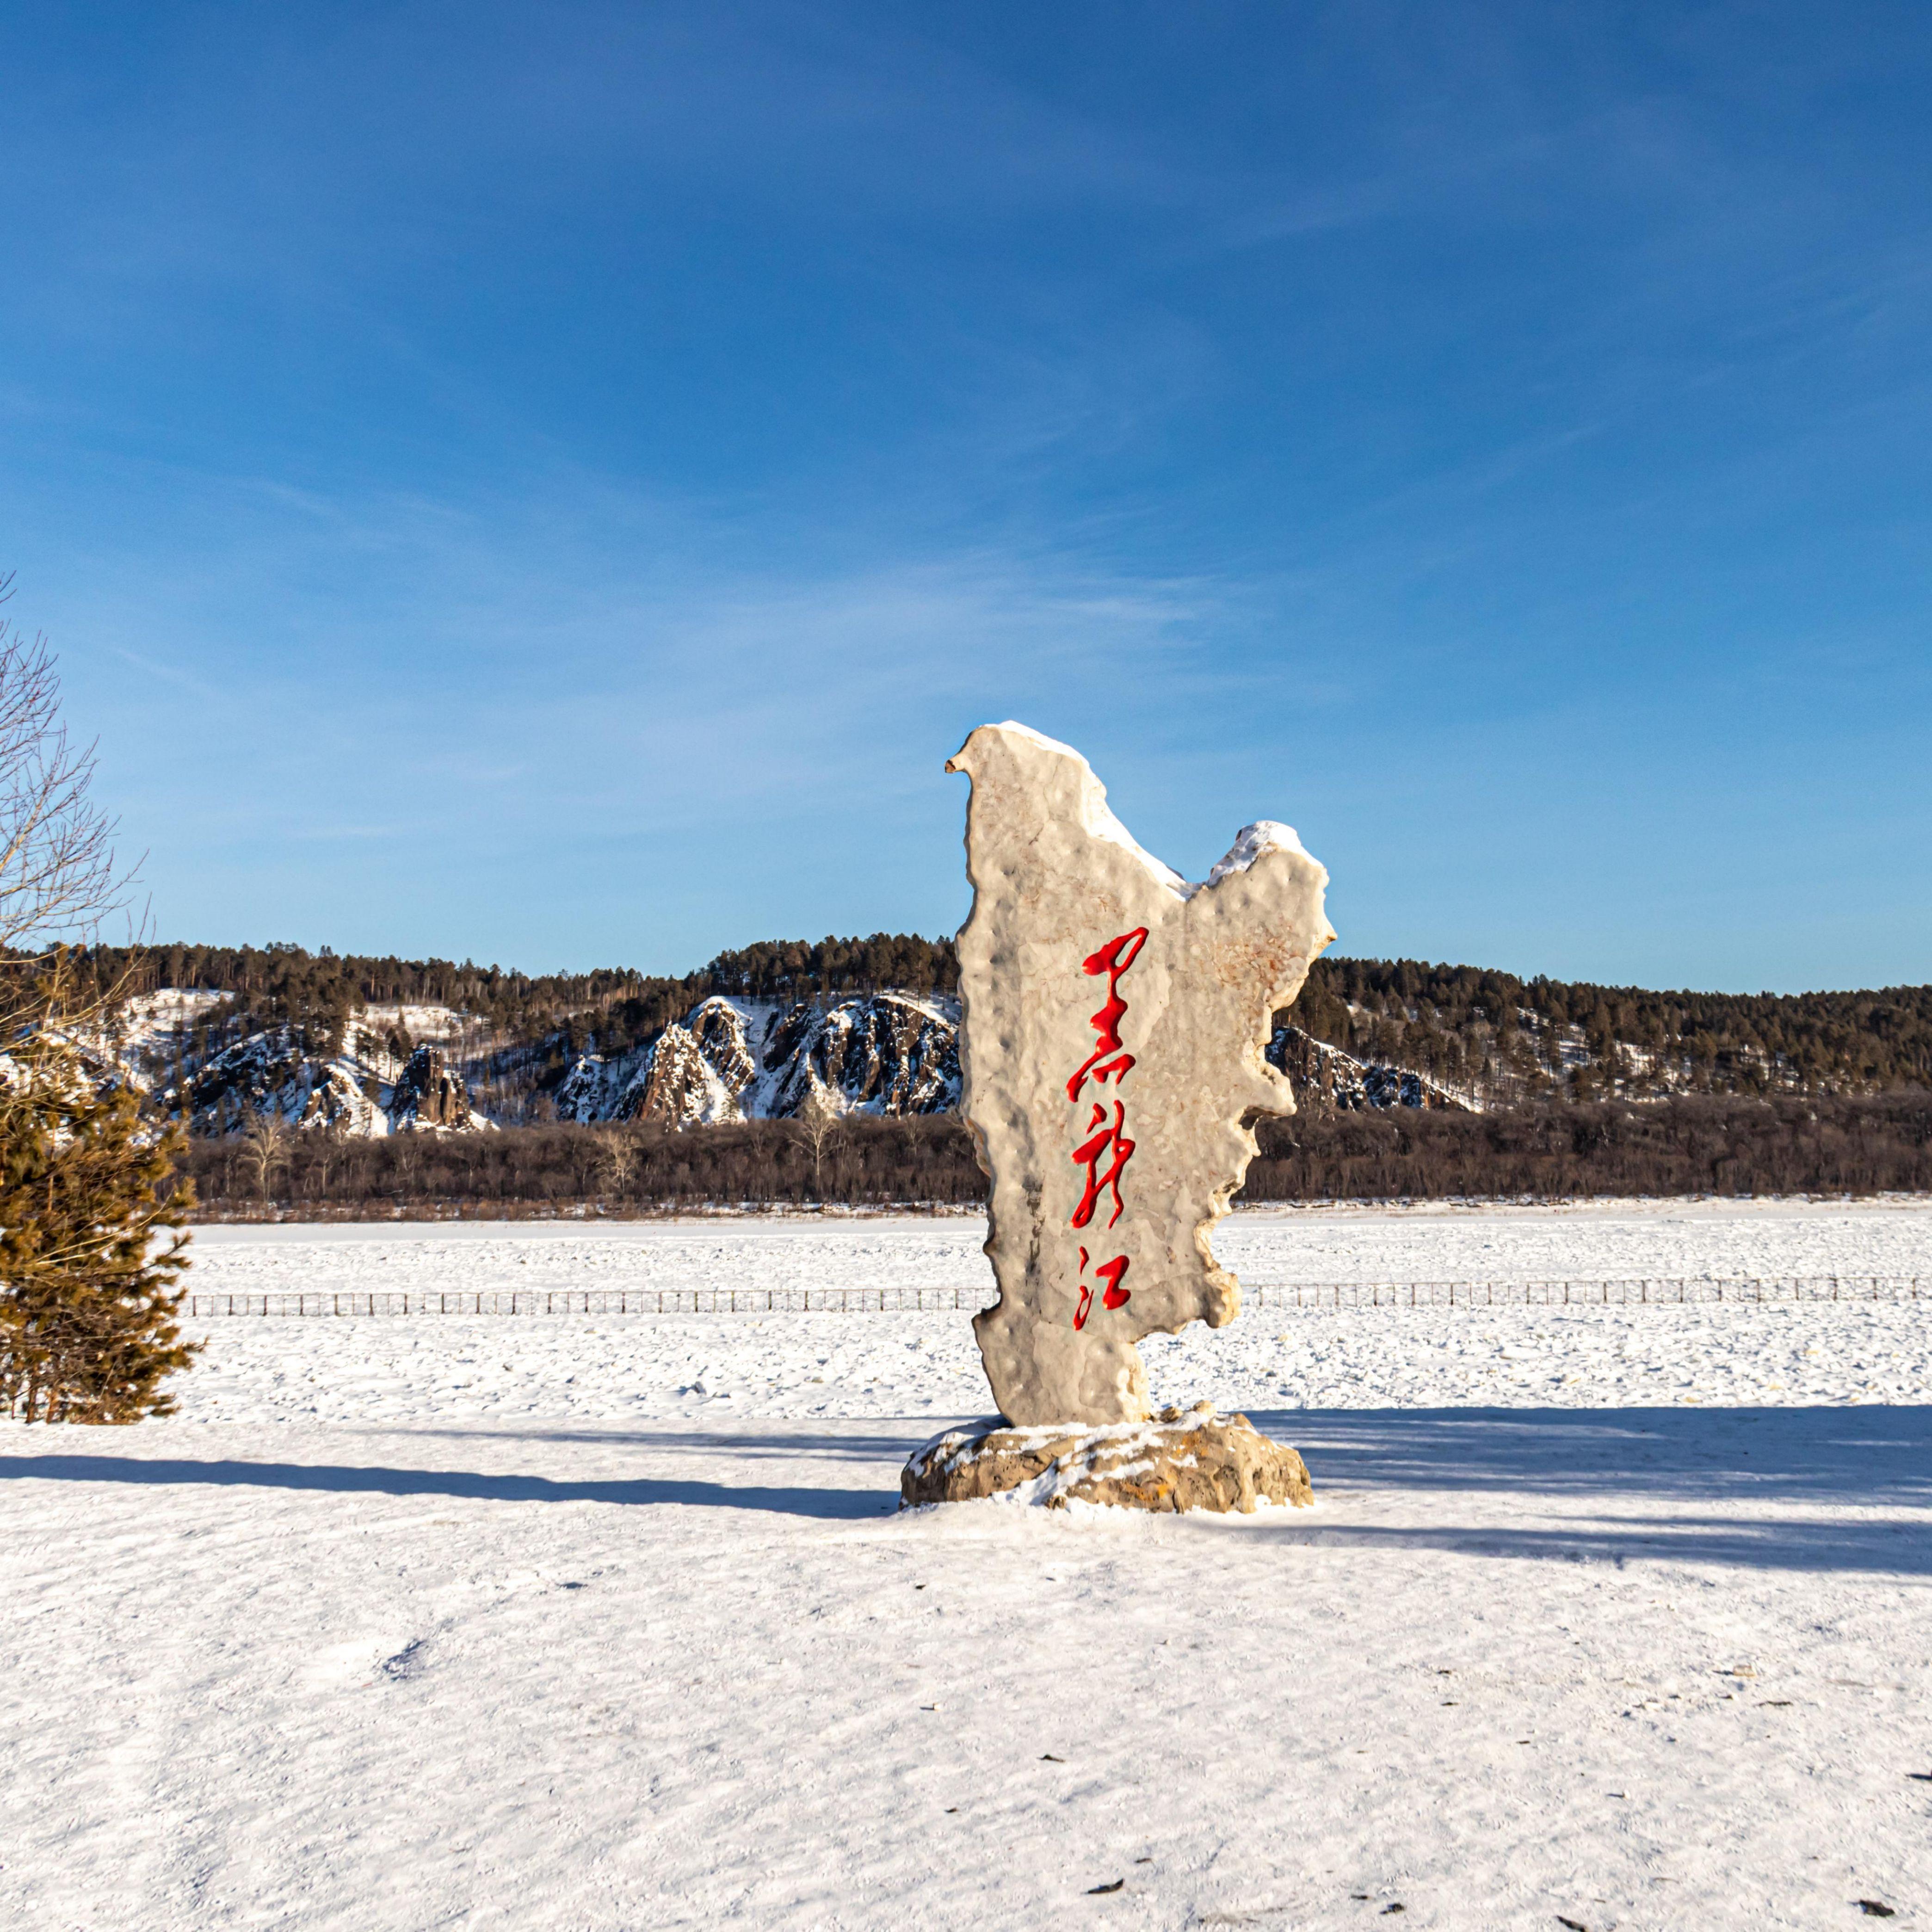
[183,1090,1932,1216]
[73,932,1932,1107]
[41,932,1932,1206]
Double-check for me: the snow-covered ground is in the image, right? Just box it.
[177,1193,1932,1301]
[6,1202,1931,1929]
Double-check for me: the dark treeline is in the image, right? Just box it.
[701,934,957,999]
[78,934,958,1015]
[185,1091,1932,1217]
[184,1113,988,1215]
[1245,1089,1932,1202]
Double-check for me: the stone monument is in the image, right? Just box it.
[901,722,1334,1513]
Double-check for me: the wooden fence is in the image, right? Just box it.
[183,1275,1925,1317]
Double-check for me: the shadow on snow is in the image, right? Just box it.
[1221,1404,1932,1577]
[0,1453,892,1519]
[1260,1404,1932,1505]
[2,1405,1926,1558]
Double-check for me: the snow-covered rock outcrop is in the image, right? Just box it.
[1267,1023,1478,1113]
[753,994,960,1121]
[389,1045,481,1132]
[127,1002,488,1138]
[170,1026,381,1136]
[556,992,962,1129]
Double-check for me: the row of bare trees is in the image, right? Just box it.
[1242,1090,1932,1201]
[185,1105,984,1215]
[179,1086,1932,1217]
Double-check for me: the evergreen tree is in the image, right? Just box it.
[0,1036,197,1422]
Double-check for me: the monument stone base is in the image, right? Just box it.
[900,1402,1313,1514]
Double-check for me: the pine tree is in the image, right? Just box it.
[0,1036,198,1422]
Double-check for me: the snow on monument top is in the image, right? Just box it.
[947,722,1336,1427]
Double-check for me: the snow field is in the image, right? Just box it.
[174,1199,1932,1424]
[178,1194,1932,1300]
[6,1411,1927,1930]
[178,1303,1932,1425]
[5,1201,1930,1930]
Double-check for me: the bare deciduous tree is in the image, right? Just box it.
[238,1110,289,1204]
[568,1132,599,1197]
[0,575,136,1031]
[791,1087,840,1197]
[595,1129,638,1197]
[309,1118,346,1200]
[389,1132,418,1189]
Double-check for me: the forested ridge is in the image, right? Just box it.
[75,934,957,1073]
[71,935,1932,1105]
[1290,958,1932,1101]
[69,935,1932,1210]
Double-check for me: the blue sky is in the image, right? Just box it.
[3,2,1927,991]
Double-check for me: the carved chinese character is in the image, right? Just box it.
[1070,1098,1135,1234]
[1067,927,1146,1102]
[1073,1247,1131,1331]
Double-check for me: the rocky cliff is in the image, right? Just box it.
[169,1026,378,1136]
[1267,1022,1478,1113]
[389,1044,476,1131]
[150,1021,482,1137]
[555,992,962,1128]
[118,981,1460,1140]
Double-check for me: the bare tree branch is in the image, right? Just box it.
[790,1086,840,1197]
[0,575,142,1034]
[238,1110,290,1205]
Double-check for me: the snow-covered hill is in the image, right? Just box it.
[104,995,485,1139]
[94,982,1465,1140]
[170,1024,383,1135]
[555,993,962,1127]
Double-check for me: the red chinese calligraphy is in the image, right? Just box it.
[1065,926,1147,1104]
[1067,927,1146,1330]
[1073,1247,1132,1332]
[1071,1099,1134,1231]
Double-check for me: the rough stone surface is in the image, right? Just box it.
[900,1403,1314,1513]
[948,722,1335,1427]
